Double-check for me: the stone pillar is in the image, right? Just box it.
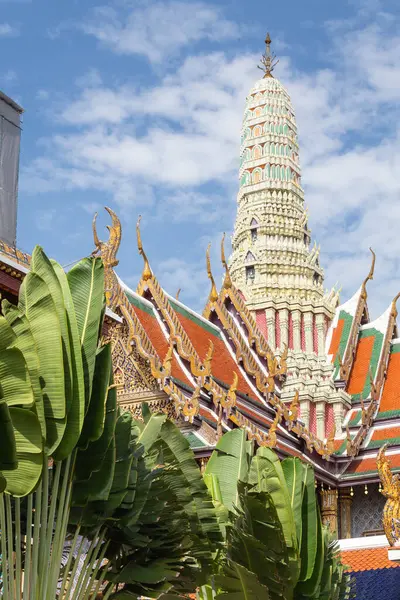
[320,488,338,535]
[339,487,353,539]
[292,310,301,352]
[300,399,310,429]
[333,402,344,433]
[279,308,289,350]
[316,402,326,439]
[266,307,276,350]
[304,312,314,354]
[315,313,326,356]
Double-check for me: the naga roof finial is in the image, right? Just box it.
[92,206,121,268]
[361,247,376,298]
[136,215,152,282]
[206,243,219,304]
[221,232,232,289]
[391,291,400,319]
[258,32,279,78]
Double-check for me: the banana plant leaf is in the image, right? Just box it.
[67,257,104,409]
[0,401,17,470]
[18,271,66,454]
[2,302,46,439]
[51,260,86,461]
[223,485,291,599]
[248,447,299,587]
[31,247,73,418]
[78,343,112,448]
[0,317,34,408]
[215,562,271,599]
[4,407,43,496]
[298,464,317,582]
[204,428,249,511]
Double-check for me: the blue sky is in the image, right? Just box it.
[2,0,400,316]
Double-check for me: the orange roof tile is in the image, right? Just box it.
[379,350,400,414]
[346,452,400,475]
[370,427,400,442]
[170,305,256,399]
[133,304,191,387]
[341,547,398,572]
[328,318,345,360]
[347,336,375,395]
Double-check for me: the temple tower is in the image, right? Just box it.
[229,35,349,433]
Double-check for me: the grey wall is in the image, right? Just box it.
[0,95,22,247]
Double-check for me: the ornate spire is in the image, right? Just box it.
[206,243,219,304]
[136,216,152,282]
[258,32,279,78]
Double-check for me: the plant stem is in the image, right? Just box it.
[41,460,61,597]
[5,494,14,599]
[46,456,72,598]
[73,529,104,598]
[82,539,109,600]
[38,454,49,592]
[0,493,10,600]
[57,525,81,600]
[22,495,33,600]
[62,534,87,600]
[29,482,42,600]
[15,498,21,600]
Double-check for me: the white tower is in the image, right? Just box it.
[229,35,349,435]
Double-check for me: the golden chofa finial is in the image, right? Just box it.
[361,247,376,298]
[92,206,121,268]
[206,243,219,304]
[136,215,152,282]
[221,233,232,289]
[391,291,400,319]
[258,32,279,78]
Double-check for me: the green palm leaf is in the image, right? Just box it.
[204,428,249,511]
[18,271,66,454]
[67,257,104,409]
[2,302,46,438]
[298,464,317,582]
[4,408,43,496]
[215,562,271,599]
[51,260,86,460]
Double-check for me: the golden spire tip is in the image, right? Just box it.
[259,31,279,78]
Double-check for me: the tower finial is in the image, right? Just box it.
[258,32,279,78]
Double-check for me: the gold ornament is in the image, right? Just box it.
[377,444,400,547]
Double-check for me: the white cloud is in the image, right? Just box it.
[81,1,239,63]
[20,5,400,314]
[0,22,19,37]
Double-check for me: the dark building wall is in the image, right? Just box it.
[0,92,23,247]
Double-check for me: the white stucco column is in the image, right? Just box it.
[279,308,289,350]
[315,313,326,356]
[300,399,310,429]
[266,307,276,350]
[292,310,301,352]
[304,312,314,354]
[316,402,326,439]
[333,402,344,433]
